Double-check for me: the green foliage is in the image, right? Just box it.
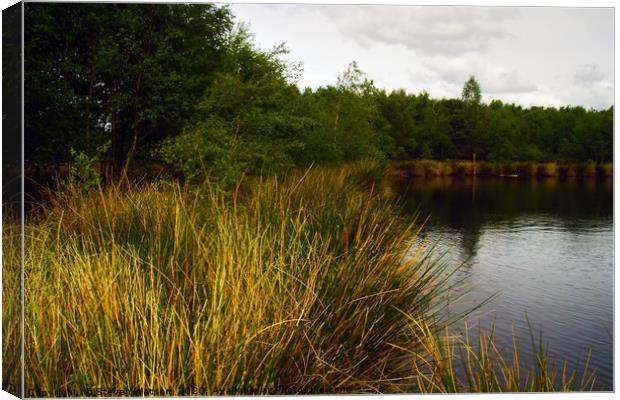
[154,118,245,187]
[68,150,101,193]
[24,3,613,188]
[65,141,110,194]
[155,27,307,187]
[461,75,482,107]
[288,62,394,165]
[25,3,233,173]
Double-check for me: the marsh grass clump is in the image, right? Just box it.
[400,320,598,393]
[13,165,457,396]
[509,162,535,178]
[536,162,559,178]
[476,161,498,176]
[4,164,600,395]
[558,163,578,178]
[450,160,472,176]
[2,220,21,395]
[396,160,612,180]
[419,160,443,177]
[577,161,598,178]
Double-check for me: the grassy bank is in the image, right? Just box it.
[3,164,596,395]
[395,160,613,179]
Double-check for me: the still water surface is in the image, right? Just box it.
[394,177,613,390]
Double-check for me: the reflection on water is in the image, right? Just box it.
[393,176,613,390]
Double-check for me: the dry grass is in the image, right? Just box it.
[2,219,21,395]
[7,165,452,396]
[3,163,599,395]
[399,320,597,393]
[399,160,612,179]
[536,162,559,178]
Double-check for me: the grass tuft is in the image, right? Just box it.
[3,163,599,395]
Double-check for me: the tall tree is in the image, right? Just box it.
[461,75,482,158]
[331,61,392,161]
[155,26,309,186]
[24,3,233,176]
[461,75,481,107]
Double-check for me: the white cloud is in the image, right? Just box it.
[416,56,536,99]
[574,64,606,85]
[229,4,613,109]
[482,70,537,94]
[319,6,518,56]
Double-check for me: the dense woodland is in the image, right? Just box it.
[23,3,613,187]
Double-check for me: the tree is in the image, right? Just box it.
[24,3,234,177]
[23,2,613,188]
[461,75,481,107]
[155,27,308,186]
[377,89,416,159]
[460,76,483,158]
[330,61,391,161]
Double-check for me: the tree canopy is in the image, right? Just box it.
[23,3,614,187]
[462,76,481,107]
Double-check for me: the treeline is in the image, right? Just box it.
[23,3,613,187]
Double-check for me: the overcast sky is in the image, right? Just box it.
[228,4,613,109]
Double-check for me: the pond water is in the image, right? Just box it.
[393,176,613,390]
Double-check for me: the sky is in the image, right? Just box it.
[228,3,614,109]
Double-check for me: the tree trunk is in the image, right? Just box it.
[120,129,139,182]
[110,113,121,178]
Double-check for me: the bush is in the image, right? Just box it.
[63,141,109,194]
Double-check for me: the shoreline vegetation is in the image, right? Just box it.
[393,160,613,180]
[3,164,598,395]
[18,4,613,195]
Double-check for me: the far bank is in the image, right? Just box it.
[392,159,613,180]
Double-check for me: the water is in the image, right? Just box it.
[393,176,613,390]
